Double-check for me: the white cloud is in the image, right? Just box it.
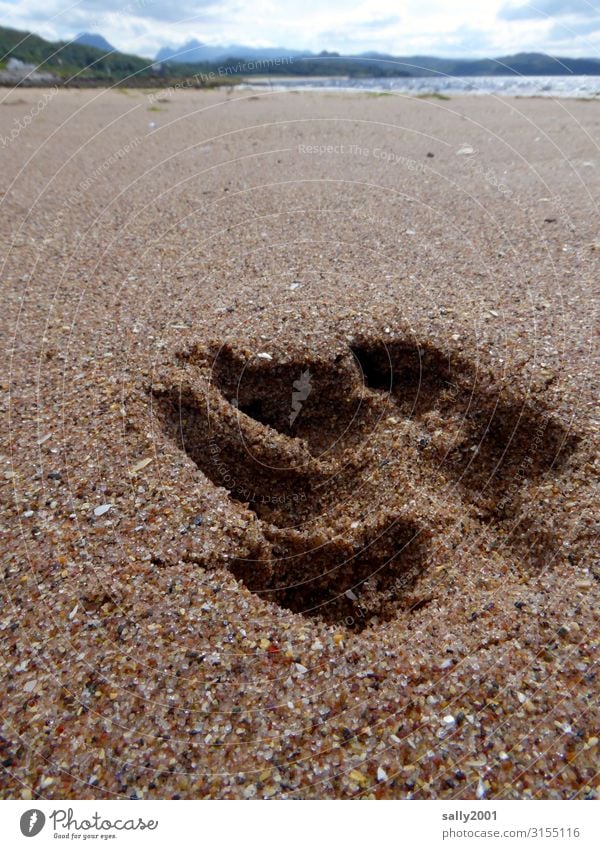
[0,0,599,57]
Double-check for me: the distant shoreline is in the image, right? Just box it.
[239,74,600,99]
[2,74,599,100]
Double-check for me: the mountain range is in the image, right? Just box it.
[74,32,116,53]
[154,39,600,76]
[155,39,304,64]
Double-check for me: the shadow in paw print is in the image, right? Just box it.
[351,338,578,514]
[196,342,375,458]
[232,515,428,626]
[155,334,578,627]
[155,343,429,628]
[350,339,454,417]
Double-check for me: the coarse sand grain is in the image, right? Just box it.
[1,88,598,800]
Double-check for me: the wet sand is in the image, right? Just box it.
[0,88,598,799]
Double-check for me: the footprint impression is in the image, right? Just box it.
[154,335,577,629]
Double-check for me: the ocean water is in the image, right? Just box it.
[241,75,600,98]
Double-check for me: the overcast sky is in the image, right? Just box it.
[1,0,599,58]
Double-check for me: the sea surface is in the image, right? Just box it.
[241,75,600,98]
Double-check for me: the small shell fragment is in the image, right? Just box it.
[131,457,153,474]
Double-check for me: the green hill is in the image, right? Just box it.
[0,25,151,81]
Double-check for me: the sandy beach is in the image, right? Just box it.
[0,87,598,800]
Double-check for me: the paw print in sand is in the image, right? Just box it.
[155,335,577,629]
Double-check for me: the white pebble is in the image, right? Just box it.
[377,766,388,782]
[94,504,111,517]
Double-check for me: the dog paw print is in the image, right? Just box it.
[154,335,578,629]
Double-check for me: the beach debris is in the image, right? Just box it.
[37,433,51,445]
[457,145,474,155]
[256,352,272,360]
[130,457,152,474]
[93,504,112,517]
